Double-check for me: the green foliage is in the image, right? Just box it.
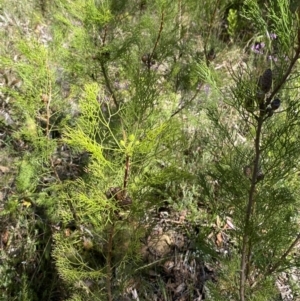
[268,0,295,54]
[1,0,300,300]
[16,159,37,193]
[227,8,238,38]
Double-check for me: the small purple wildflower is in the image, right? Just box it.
[269,33,277,40]
[268,54,289,62]
[268,55,278,62]
[251,41,265,54]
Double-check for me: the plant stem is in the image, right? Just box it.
[106,223,114,301]
[100,61,119,109]
[123,154,130,194]
[152,10,164,55]
[149,11,164,68]
[97,25,119,109]
[266,46,300,106]
[239,115,264,301]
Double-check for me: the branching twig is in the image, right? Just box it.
[123,154,130,195]
[97,25,119,109]
[266,23,300,105]
[250,233,300,290]
[44,64,61,182]
[100,61,119,109]
[170,83,202,118]
[266,46,300,106]
[106,224,114,301]
[141,12,164,68]
[267,233,300,276]
[149,11,164,66]
[102,25,108,45]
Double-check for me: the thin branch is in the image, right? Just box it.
[97,25,119,109]
[149,11,164,67]
[44,63,61,182]
[123,154,130,194]
[102,25,108,45]
[100,61,119,109]
[250,233,300,291]
[239,115,264,301]
[170,83,202,118]
[46,96,51,139]
[267,233,300,276]
[106,224,114,301]
[266,42,300,106]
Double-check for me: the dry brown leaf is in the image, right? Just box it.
[226,218,236,230]
[0,165,10,173]
[163,260,175,274]
[41,94,49,103]
[64,228,71,237]
[174,233,185,249]
[178,210,187,223]
[216,232,223,247]
[175,282,186,294]
[82,237,93,250]
[207,231,214,240]
[1,229,9,245]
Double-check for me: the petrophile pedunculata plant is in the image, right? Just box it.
[200,2,300,300]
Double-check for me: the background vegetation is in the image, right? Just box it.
[0,0,300,300]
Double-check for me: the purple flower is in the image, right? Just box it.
[268,54,289,62]
[269,33,277,40]
[268,55,278,62]
[251,42,265,54]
